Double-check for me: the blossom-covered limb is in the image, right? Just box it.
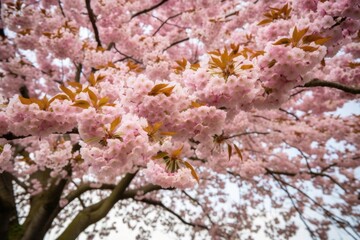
[303,79,360,94]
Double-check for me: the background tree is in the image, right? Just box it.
[0,0,359,239]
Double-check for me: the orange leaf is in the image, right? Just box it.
[49,94,70,104]
[67,81,83,90]
[234,144,243,161]
[273,38,291,46]
[88,72,96,86]
[268,59,277,68]
[190,62,200,71]
[110,116,122,133]
[227,143,232,161]
[171,145,183,159]
[240,64,253,70]
[184,161,200,183]
[152,151,168,160]
[292,27,308,46]
[299,46,319,52]
[191,101,204,108]
[87,89,98,107]
[159,86,175,97]
[18,96,32,105]
[258,19,273,25]
[153,122,163,132]
[98,96,109,107]
[314,37,331,45]
[72,100,90,109]
[97,74,106,83]
[160,131,176,136]
[60,85,75,101]
[148,83,169,96]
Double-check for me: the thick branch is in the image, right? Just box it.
[65,183,115,204]
[303,79,360,94]
[131,0,169,19]
[22,175,69,240]
[1,128,79,141]
[265,168,297,177]
[85,0,102,47]
[57,172,137,240]
[0,172,18,240]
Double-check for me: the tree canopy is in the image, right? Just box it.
[0,0,359,239]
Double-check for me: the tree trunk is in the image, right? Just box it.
[0,172,19,240]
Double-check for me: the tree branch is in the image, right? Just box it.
[279,108,299,121]
[113,45,142,64]
[152,12,183,36]
[1,129,79,141]
[163,37,189,52]
[131,0,169,19]
[137,198,209,230]
[223,131,269,140]
[303,79,360,94]
[58,0,66,17]
[271,174,360,239]
[57,172,137,240]
[74,63,82,83]
[85,0,102,47]
[273,174,317,240]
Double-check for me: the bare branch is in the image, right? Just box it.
[273,175,317,240]
[163,37,190,52]
[272,174,360,239]
[131,0,169,19]
[224,131,269,140]
[137,198,209,230]
[85,0,102,47]
[265,168,297,177]
[1,128,79,141]
[58,0,66,17]
[152,12,183,36]
[113,45,143,64]
[182,191,214,225]
[279,108,299,121]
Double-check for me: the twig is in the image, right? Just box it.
[224,131,269,140]
[279,108,299,121]
[131,0,169,19]
[138,198,209,230]
[113,45,142,64]
[58,0,66,17]
[163,37,189,52]
[152,12,183,36]
[273,175,317,240]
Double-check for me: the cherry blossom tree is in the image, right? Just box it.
[0,0,359,239]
